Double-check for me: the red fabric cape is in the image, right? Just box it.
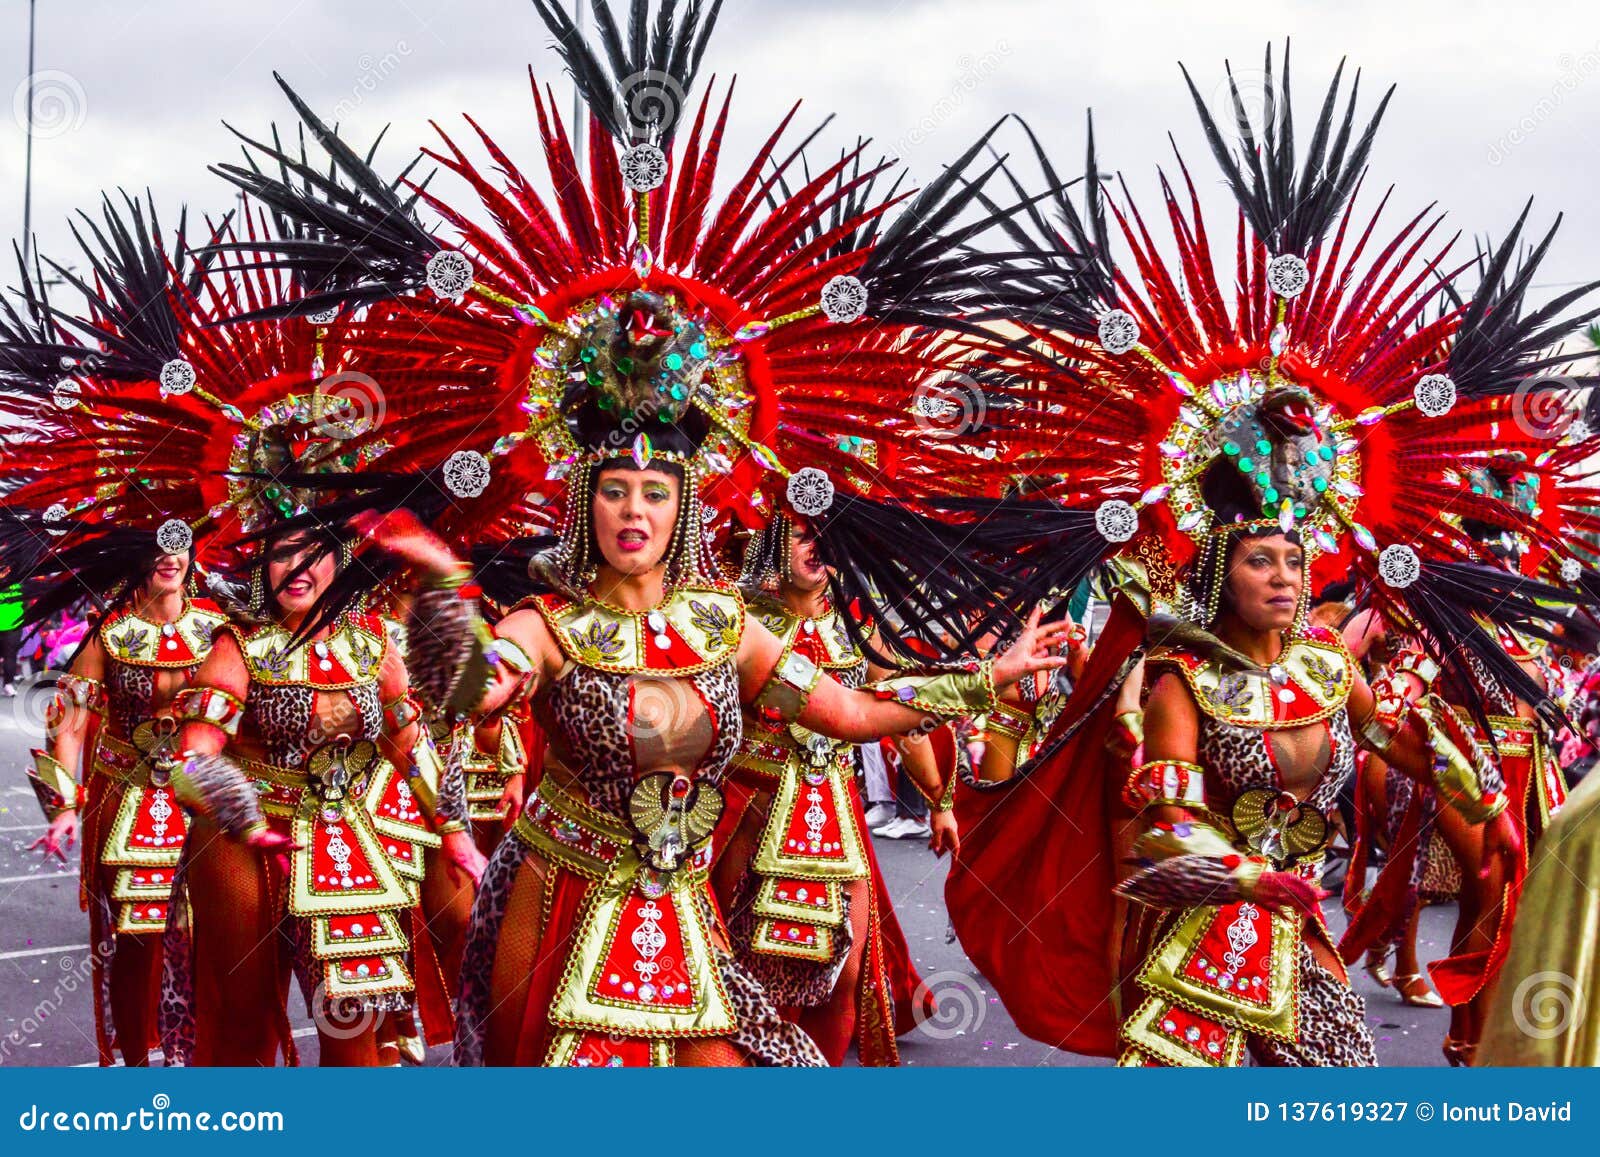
[943,598,1145,1057]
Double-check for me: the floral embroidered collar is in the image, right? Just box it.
[230,614,387,688]
[534,583,745,675]
[747,592,865,672]
[1151,626,1352,729]
[100,598,229,669]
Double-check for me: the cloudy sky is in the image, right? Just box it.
[3,0,1599,298]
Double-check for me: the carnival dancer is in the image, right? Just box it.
[20,533,225,1066]
[191,0,1094,1064]
[0,193,482,1065]
[162,522,481,1066]
[712,510,956,1065]
[1421,461,1588,1063]
[939,44,1600,1062]
[1339,634,1454,1011]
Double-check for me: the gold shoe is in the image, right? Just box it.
[1364,955,1393,988]
[1393,972,1444,1009]
[396,1030,427,1066]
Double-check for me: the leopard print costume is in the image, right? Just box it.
[451,585,825,1067]
[1249,945,1379,1066]
[105,663,158,735]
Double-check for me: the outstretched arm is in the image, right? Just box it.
[1348,667,1519,880]
[737,606,1073,744]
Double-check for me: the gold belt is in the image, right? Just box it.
[92,725,179,787]
[512,777,712,883]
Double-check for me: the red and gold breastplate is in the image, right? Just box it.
[532,585,746,816]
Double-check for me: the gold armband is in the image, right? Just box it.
[1122,759,1207,811]
[172,686,246,737]
[47,675,107,731]
[754,649,823,724]
[1230,856,1270,899]
[384,693,423,732]
[1132,809,1237,864]
[445,617,499,721]
[404,731,443,818]
[498,717,527,775]
[428,565,473,592]
[1416,694,1507,825]
[867,659,997,721]
[982,701,1033,743]
[28,750,81,820]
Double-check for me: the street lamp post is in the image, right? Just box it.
[21,0,38,267]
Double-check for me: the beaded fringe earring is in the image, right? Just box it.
[248,560,267,617]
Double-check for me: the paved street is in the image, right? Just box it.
[0,708,1451,1067]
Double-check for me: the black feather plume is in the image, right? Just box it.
[1390,559,1595,733]
[1180,41,1393,259]
[809,492,1025,666]
[530,0,724,147]
[965,111,1118,339]
[207,75,440,318]
[1444,205,1600,401]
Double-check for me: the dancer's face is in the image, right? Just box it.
[1223,533,1303,633]
[592,466,681,577]
[145,549,191,598]
[785,517,828,592]
[267,533,336,619]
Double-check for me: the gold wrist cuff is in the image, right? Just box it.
[868,659,997,721]
[28,750,81,820]
[754,649,823,724]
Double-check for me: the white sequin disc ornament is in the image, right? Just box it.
[620,143,668,192]
[1094,499,1139,543]
[1096,309,1141,356]
[155,519,193,555]
[785,467,835,517]
[1377,543,1421,588]
[159,358,196,396]
[425,249,474,303]
[819,275,869,324]
[443,450,491,498]
[1266,254,1311,299]
[1413,374,1457,418]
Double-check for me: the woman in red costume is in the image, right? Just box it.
[942,45,1600,1064]
[357,447,1069,1067]
[164,522,482,1066]
[20,531,225,1065]
[714,509,957,1064]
